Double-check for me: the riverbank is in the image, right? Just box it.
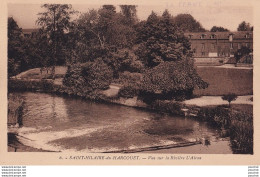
[8,78,253,154]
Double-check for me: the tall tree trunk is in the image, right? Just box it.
[52,9,56,79]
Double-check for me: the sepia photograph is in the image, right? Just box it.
[6,2,254,156]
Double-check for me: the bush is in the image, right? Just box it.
[140,61,208,102]
[118,85,140,98]
[150,100,184,115]
[63,59,113,98]
[116,71,143,85]
[197,106,253,154]
[197,106,230,128]
[229,112,253,154]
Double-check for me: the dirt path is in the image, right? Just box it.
[183,95,253,106]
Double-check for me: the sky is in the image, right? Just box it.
[7,3,253,31]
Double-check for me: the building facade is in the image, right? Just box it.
[21,29,38,38]
[184,31,253,58]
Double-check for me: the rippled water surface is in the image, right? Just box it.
[12,92,233,153]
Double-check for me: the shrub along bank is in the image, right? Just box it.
[197,106,253,154]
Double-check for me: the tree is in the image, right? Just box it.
[222,93,237,107]
[140,60,208,102]
[8,17,23,77]
[173,14,206,32]
[136,10,193,67]
[234,46,253,63]
[119,5,138,26]
[63,59,113,98]
[70,6,140,77]
[36,4,76,77]
[237,21,252,31]
[136,10,208,101]
[8,17,45,77]
[210,26,229,32]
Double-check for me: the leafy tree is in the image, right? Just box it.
[8,17,45,77]
[63,59,113,97]
[119,5,138,26]
[234,46,253,63]
[70,6,140,77]
[8,17,23,77]
[222,93,238,107]
[36,4,76,77]
[136,10,193,67]
[173,14,206,32]
[136,10,207,101]
[210,26,229,32]
[140,60,208,102]
[237,21,253,31]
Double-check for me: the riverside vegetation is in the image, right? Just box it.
[8,4,253,154]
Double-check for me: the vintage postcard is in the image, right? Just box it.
[0,0,260,165]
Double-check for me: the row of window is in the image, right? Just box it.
[189,34,252,39]
[200,52,230,56]
[193,42,251,50]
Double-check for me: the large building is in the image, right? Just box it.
[184,31,253,61]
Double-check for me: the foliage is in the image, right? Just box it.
[150,100,185,115]
[116,71,143,85]
[36,4,76,68]
[173,14,206,32]
[63,59,113,96]
[222,93,238,107]
[234,46,253,62]
[8,17,43,77]
[8,17,23,77]
[237,21,253,31]
[8,79,54,92]
[68,5,139,75]
[110,49,144,74]
[119,5,138,26]
[136,11,193,67]
[197,106,253,154]
[229,111,253,154]
[118,85,140,98]
[72,5,136,54]
[140,61,208,102]
[210,26,229,32]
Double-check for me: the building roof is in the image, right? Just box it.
[184,31,253,40]
[22,28,39,34]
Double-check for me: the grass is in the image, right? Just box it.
[194,67,253,96]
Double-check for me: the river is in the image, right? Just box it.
[9,92,233,153]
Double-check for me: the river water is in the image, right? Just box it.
[11,92,233,153]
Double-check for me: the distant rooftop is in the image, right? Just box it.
[184,31,253,40]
